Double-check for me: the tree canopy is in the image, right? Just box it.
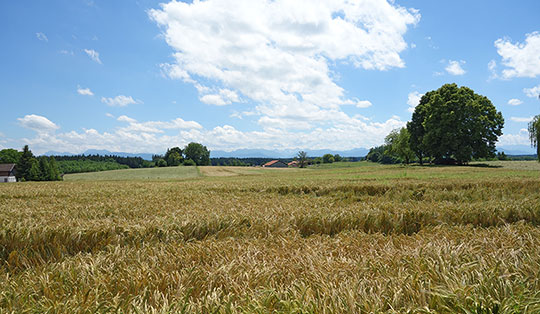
[296,151,308,168]
[385,127,414,164]
[529,115,540,161]
[0,149,21,164]
[322,154,335,163]
[407,84,504,164]
[184,142,210,166]
[15,146,62,181]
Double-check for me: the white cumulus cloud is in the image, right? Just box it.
[101,95,141,107]
[498,128,531,146]
[407,91,423,113]
[149,0,419,129]
[84,49,102,64]
[200,89,240,106]
[355,100,373,108]
[445,60,466,76]
[507,98,523,106]
[510,116,534,123]
[17,114,59,133]
[77,86,94,96]
[524,85,540,98]
[495,32,540,79]
[13,114,406,155]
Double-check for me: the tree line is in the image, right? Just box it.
[0,145,62,181]
[53,154,153,168]
[152,142,211,167]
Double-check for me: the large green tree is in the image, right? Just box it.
[183,142,210,166]
[296,151,308,168]
[164,147,183,166]
[17,145,35,181]
[385,127,415,164]
[407,84,504,165]
[322,153,334,163]
[529,115,540,161]
[0,149,21,164]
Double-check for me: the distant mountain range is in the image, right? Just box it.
[42,145,536,160]
[496,145,536,155]
[210,148,370,158]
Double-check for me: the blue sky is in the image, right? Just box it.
[1,0,539,154]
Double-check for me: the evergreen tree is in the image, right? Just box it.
[38,157,52,181]
[17,145,35,181]
[48,157,62,180]
[28,159,41,181]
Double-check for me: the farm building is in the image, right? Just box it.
[262,160,288,168]
[0,163,16,182]
[287,161,299,167]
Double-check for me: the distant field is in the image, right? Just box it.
[2,161,540,312]
[64,165,200,181]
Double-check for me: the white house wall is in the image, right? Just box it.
[0,176,16,183]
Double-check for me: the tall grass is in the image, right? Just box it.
[1,163,540,312]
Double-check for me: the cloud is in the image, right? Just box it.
[487,59,498,80]
[17,114,59,133]
[498,128,530,146]
[105,113,115,118]
[445,60,466,76]
[495,32,540,79]
[510,116,533,123]
[14,113,405,155]
[59,50,74,55]
[36,32,48,42]
[150,0,419,129]
[200,89,240,106]
[407,91,423,113]
[101,95,141,107]
[507,98,523,106]
[116,115,203,133]
[524,84,540,98]
[117,115,137,123]
[77,86,94,96]
[355,100,373,108]
[84,49,102,64]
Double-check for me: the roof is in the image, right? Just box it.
[263,160,280,167]
[287,161,298,166]
[0,163,16,172]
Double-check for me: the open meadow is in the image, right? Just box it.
[2,161,540,313]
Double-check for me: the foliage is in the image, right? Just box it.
[408,84,504,164]
[497,152,509,161]
[333,154,343,162]
[313,157,322,164]
[164,147,184,166]
[297,151,308,168]
[322,153,335,163]
[156,159,167,167]
[53,154,153,168]
[384,127,415,164]
[365,145,400,164]
[57,160,129,174]
[528,115,540,161]
[0,149,21,164]
[2,163,540,312]
[184,142,210,166]
[183,159,196,166]
[13,146,62,181]
[16,145,35,181]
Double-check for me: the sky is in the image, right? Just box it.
[1,0,539,155]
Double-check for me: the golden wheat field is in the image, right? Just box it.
[1,161,540,313]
